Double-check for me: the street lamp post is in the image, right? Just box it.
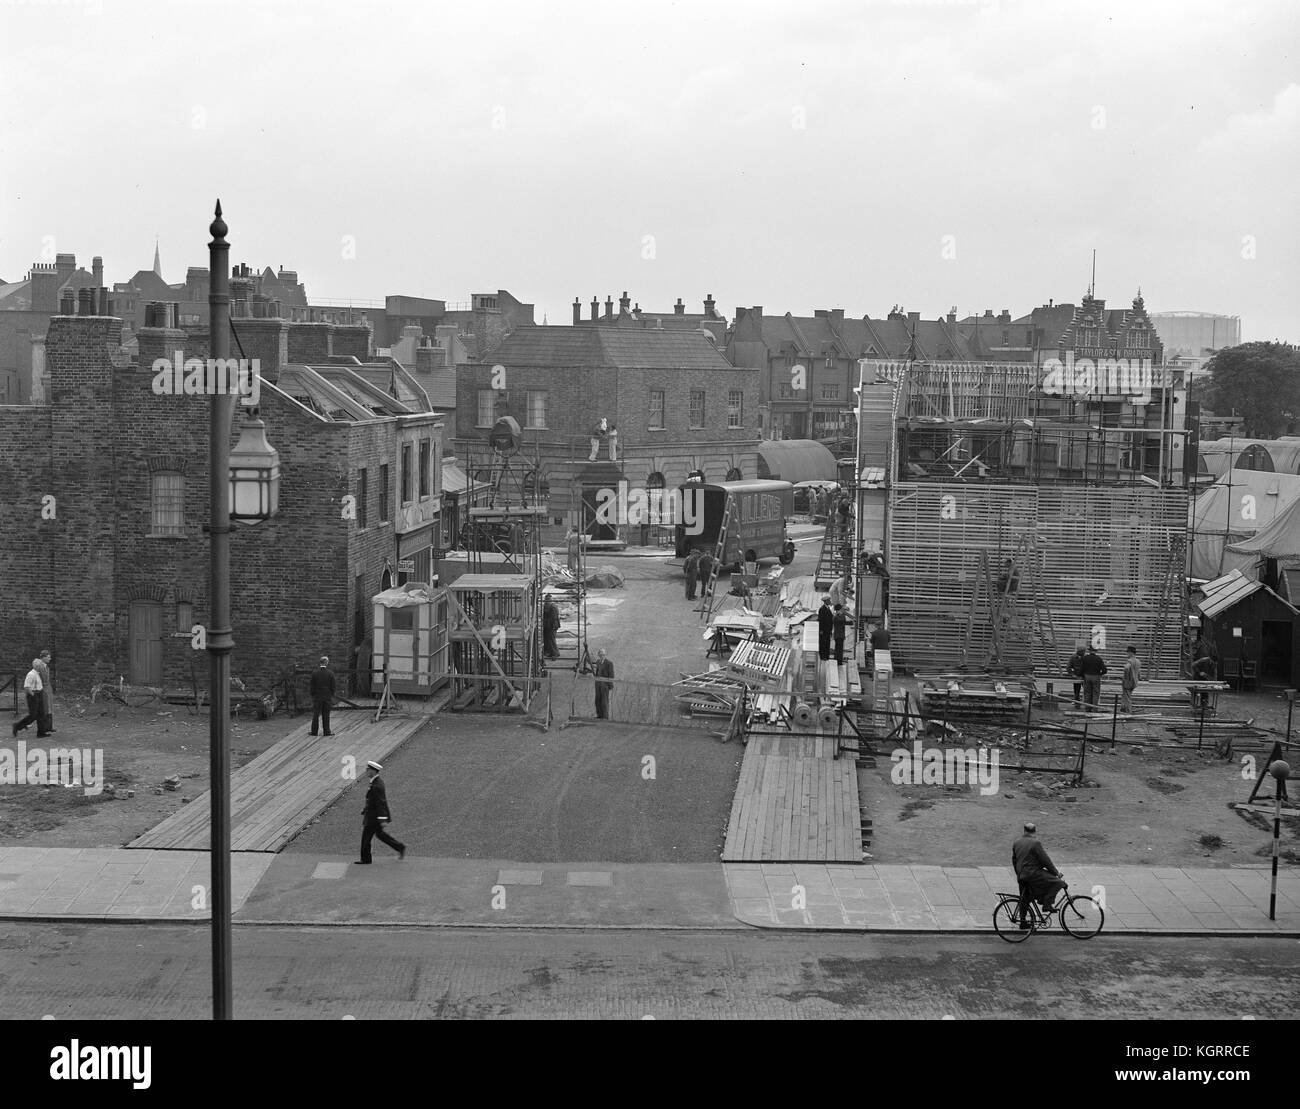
[1269,759,1291,921]
[208,201,235,1020]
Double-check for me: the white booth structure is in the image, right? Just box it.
[371,583,450,696]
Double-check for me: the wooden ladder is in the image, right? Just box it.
[698,498,734,622]
[1146,530,1187,678]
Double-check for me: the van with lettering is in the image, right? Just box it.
[674,478,796,571]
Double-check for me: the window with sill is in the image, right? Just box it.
[149,472,185,536]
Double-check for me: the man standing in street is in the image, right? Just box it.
[565,525,582,574]
[594,647,615,719]
[817,596,834,662]
[1080,645,1107,713]
[1067,644,1086,710]
[1012,822,1067,925]
[832,604,849,665]
[696,549,715,602]
[358,760,405,864]
[12,662,43,738]
[1121,645,1142,715]
[309,656,336,737]
[542,596,561,660]
[684,548,701,600]
[33,649,54,736]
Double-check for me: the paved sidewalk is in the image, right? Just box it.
[236,856,735,928]
[0,847,273,920]
[3,845,1299,934]
[724,863,1300,934]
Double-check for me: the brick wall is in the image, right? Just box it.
[0,315,411,695]
[331,324,372,361]
[287,321,332,363]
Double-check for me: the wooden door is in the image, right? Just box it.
[129,600,163,685]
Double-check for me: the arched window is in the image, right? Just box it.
[646,471,666,524]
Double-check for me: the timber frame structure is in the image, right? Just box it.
[854,360,1193,676]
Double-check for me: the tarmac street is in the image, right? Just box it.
[2,923,1297,1020]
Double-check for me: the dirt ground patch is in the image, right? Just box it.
[1,695,311,846]
[287,715,744,863]
[863,685,1300,868]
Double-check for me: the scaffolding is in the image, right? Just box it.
[851,360,1192,676]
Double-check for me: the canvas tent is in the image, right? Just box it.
[1199,438,1300,479]
[1190,469,1300,580]
[755,439,837,484]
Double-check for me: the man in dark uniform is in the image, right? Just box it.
[832,604,849,664]
[594,648,615,719]
[1080,646,1107,712]
[817,596,834,662]
[1012,822,1067,925]
[309,655,335,736]
[1067,645,1086,710]
[684,548,701,600]
[358,760,406,864]
[542,597,561,660]
[696,550,715,599]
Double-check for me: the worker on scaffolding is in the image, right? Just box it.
[829,572,853,609]
[565,525,582,574]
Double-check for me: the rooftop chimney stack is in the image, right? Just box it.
[573,297,581,325]
[619,291,630,313]
[77,288,93,316]
[604,296,614,320]
[91,256,103,290]
[674,297,685,315]
[591,296,599,322]
[704,293,715,317]
[59,290,75,315]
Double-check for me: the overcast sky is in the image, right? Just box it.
[3,0,1296,341]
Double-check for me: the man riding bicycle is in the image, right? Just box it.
[1012,822,1067,929]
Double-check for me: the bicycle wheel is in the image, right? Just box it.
[993,898,1034,943]
[1060,894,1104,938]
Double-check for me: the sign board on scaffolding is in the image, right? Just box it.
[396,559,416,573]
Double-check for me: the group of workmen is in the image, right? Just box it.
[1066,643,1143,713]
[682,548,716,601]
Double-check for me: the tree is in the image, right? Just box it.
[1204,342,1300,438]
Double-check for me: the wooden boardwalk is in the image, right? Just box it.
[128,713,429,852]
[721,733,863,863]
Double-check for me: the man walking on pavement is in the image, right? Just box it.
[817,595,834,662]
[358,760,405,864]
[684,548,701,600]
[1121,645,1142,715]
[594,647,615,719]
[12,662,43,738]
[309,656,336,736]
[33,649,54,735]
[1012,822,1067,926]
[542,596,561,660]
[1080,644,1107,712]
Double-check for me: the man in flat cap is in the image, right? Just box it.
[358,760,406,864]
[309,655,335,737]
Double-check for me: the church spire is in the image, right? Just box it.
[153,237,162,278]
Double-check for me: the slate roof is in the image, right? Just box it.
[484,326,734,370]
[751,312,975,362]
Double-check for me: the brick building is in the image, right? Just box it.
[0,307,444,696]
[570,291,726,344]
[726,305,978,443]
[452,326,759,538]
[310,290,535,358]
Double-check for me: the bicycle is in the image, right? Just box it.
[993,882,1104,943]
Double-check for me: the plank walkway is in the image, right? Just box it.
[721,733,863,863]
[128,713,430,852]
